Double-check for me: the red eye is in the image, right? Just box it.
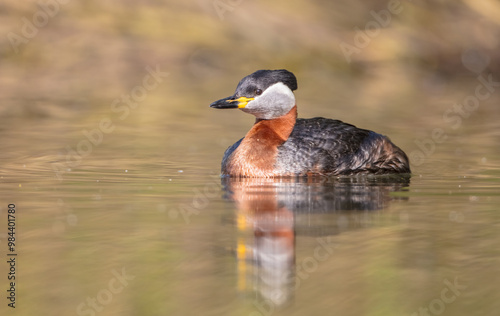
[255,89,262,95]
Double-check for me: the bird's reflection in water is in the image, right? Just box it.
[222,175,410,308]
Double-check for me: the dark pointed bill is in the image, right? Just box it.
[210,96,254,109]
[210,96,239,109]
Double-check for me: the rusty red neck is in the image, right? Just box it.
[223,106,297,177]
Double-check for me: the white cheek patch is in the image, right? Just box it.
[241,82,296,120]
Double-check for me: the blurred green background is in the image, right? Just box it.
[2,0,499,118]
[2,0,500,172]
[1,1,500,315]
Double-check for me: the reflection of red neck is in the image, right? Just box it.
[223,106,297,177]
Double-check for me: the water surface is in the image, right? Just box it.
[1,101,499,316]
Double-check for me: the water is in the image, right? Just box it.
[1,94,499,316]
[2,0,500,314]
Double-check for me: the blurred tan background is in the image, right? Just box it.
[1,0,500,170]
[2,1,499,111]
[1,2,500,316]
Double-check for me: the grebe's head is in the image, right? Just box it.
[210,69,297,120]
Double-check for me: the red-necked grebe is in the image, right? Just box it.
[210,69,410,177]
